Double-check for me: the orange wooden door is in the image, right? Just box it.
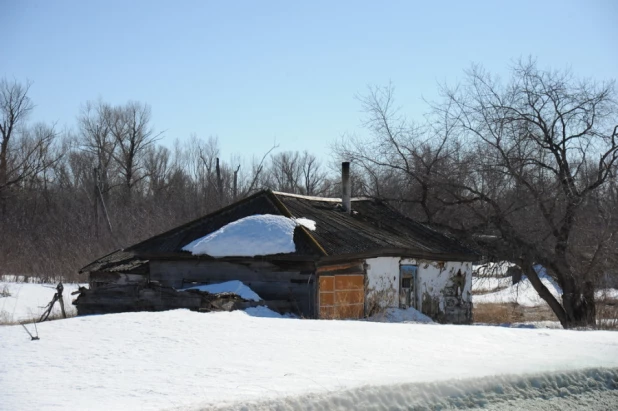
[319,274,364,319]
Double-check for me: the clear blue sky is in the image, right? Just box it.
[2,0,617,160]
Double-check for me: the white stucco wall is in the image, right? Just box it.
[366,257,400,308]
[365,257,473,322]
[410,260,472,314]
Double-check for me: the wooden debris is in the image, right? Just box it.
[39,282,67,322]
[72,282,264,316]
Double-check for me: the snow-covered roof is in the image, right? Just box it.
[272,191,372,202]
[182,215,314,258]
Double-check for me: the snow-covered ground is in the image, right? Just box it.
[472,263,618,307]
[0,282,85,323]
[473,275,563,307]
[1,309,617,410]
[472,275,512,293]
[597,288,618,300]
[473,265,562,307]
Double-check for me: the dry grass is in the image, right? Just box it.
[473,303,556,324]
[0,311,76,326]
[597,298,618,330]
[475,298,618,330]
[473,303,524,324]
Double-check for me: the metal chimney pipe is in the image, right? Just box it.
[341,162,351,214]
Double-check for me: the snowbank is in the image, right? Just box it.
[243,306,285,318]
[243,306,297,318]
[367,307,434,324]
[182,214,316,257]
[473,265,562,307]
[0,282,85,323]
[1,309,617,410]
[182,280,262,301]
[204,368,618,411]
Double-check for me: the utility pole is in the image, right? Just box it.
[233,164,240,201]
[93,167,99,238]
[216,157,223,204]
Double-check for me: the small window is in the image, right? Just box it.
[401,277,411,288]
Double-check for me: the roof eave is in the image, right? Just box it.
[316,248,480,265]
[138,251,320,262]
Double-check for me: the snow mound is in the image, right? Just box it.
[367,307,434,324]
[243,306,297,318]
[474,265,563,307]
[244,306,283,318]
[182,280,262,301]
[206,368,618,411]
[182,214,316,257]
[293,217,316,231]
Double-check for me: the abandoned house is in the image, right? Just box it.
[79,163,479,323]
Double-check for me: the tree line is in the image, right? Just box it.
[0,83,334,284]
[2,58,617,328]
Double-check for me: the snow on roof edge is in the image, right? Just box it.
[272,191,372,202]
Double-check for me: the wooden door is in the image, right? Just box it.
[319,274,364,319]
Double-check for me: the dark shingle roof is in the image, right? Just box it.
[79,250,148,274]
[80,190,477,274]
[275,192,475,259]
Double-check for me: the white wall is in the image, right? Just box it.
[366,257,400,308]
[410,260,472,314]
[365,257,473,322]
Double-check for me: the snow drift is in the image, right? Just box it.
[367,307,434,324]
[201,368,618,411]
[1,309,617,410]
[182,214,316,257]
[182,280,262,301]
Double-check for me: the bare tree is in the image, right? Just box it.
[299,151,327,195]
[439,60,618,328]
[143,145,171,197]
[335,84,456,220]
[108,101,162,201]
[78,100,117,199]
[268,151,301,193]
[1,78,33,209]
[0,79,61,213]
[266,150,327,195]
[339,61,618,328]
